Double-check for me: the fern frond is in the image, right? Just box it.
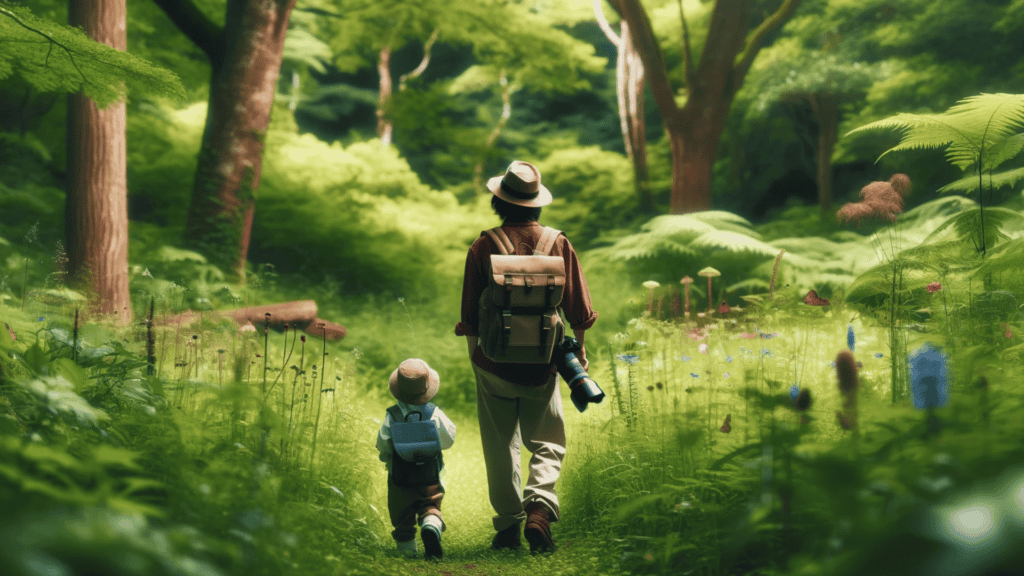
[685,211,760,237]
[688,231,779,257]
[972,236,1024,279]
[848,93,1024,172]
[921,208,1020,249]
[984,133,1024,170]
[937,167,1024,195]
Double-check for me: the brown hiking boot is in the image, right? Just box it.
[491,524,521,550]
[523,502,556,554]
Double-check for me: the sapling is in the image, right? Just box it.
[680,276,693,320]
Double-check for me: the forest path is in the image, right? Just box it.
[357,398,627,576]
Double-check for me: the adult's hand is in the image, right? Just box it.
[573,329,588,372]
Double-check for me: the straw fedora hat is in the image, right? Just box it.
[486,161,552,208]
[389,358,440,405]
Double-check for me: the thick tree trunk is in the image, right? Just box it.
[66,0,130,326]
[613,0,801,214]
[811,93,838,219]
[182,0,296,281]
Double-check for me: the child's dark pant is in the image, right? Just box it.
[387,475,445,542]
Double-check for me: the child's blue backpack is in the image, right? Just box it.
[387,403,444,487]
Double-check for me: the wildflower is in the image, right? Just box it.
[5,322,15,341]
[762,349,772,356]
[698,343,708,354]
[723,372,731,378]
[680,355,690,362]
[690,372,699,378]
[739,332,757,339]
[926,282,942,293]
[789,384,800,401]
[874,352,884,358]
[142,268,153,278]
[300,335,306,343]
[617,354,640,365]
[847,325,855,351]
[38,317,44,322]
[909,344,949,410]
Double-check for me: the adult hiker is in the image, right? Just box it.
[455,160,598,554]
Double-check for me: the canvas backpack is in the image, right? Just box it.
[477,226,566,364]
[387,403,444,487]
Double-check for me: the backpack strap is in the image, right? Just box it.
[484,228,514,255]
[535,227,561,256]
[386,405,404,425]
[420,402,436,422]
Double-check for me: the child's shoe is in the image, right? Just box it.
[421,516,443,560]
[396,538,418,558]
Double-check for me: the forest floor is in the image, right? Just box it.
[354,405,630,576]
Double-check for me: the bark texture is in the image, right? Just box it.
[157,0,296,281]
[810,92,839,218]
[66,0,131,325]
[613,0,801,214]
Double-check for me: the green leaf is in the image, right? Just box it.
[0,5,186,107]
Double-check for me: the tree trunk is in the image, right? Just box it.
[377,44,393,146]
[66,0,130,326]
[624,31,651,212]
[473,71,513,190]
[595,0,652,212]
[613,0,801,214]
[811,93,838,219]
[180,0,296,281]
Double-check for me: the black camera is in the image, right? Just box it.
[554,336,605,412]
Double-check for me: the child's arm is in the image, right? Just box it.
[433,408,456,450]
[375,413,392,465]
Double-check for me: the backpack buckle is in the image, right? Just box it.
[502,310,512,352]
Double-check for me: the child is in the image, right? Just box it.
[376,358,456,560]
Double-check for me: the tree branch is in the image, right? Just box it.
[150,0,223,61]
[732,0,802,93]
[0,6,93,88]
[676,0,695,88]
[399,28,439,91]
[594,0,621,46]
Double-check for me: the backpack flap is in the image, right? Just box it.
[391,421,442,463]
[488,255,566,308]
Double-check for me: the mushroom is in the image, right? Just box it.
[680,276,694,319]
[717,300,731,315]
[803,289,830,306]
[697,267,721,313]
[642,280,660,314]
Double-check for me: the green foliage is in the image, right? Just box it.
[0,5,185,107]
[849,93,1024,173]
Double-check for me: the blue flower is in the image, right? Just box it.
[909,344,948,410]
[725,355,733,363]
[690,372,699,378]
[617,354,640,365]
[680,355,691,362]
[762,349,772,357]
[847,325,855,351]
[37,317,44,322]
[874,352,884,358]
[723,372,731,378]
[739,346,747,352]
[789,384,800,401]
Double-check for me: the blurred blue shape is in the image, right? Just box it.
[847,325,855,351]
[789,384,800,401]
[617,354,640,365]
[909,343,949,409]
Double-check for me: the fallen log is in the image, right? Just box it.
[163,300,346,340]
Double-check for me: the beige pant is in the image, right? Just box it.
[474,365,565,531]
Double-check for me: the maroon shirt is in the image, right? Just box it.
[455,221,598,386]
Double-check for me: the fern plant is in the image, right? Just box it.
[849,93,1024,257]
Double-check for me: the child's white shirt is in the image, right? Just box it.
[375,401,456,475]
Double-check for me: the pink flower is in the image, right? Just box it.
[698,343,709,354]
[688,328,707,341]
[739,332,758,339]
[926,282,942,293]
